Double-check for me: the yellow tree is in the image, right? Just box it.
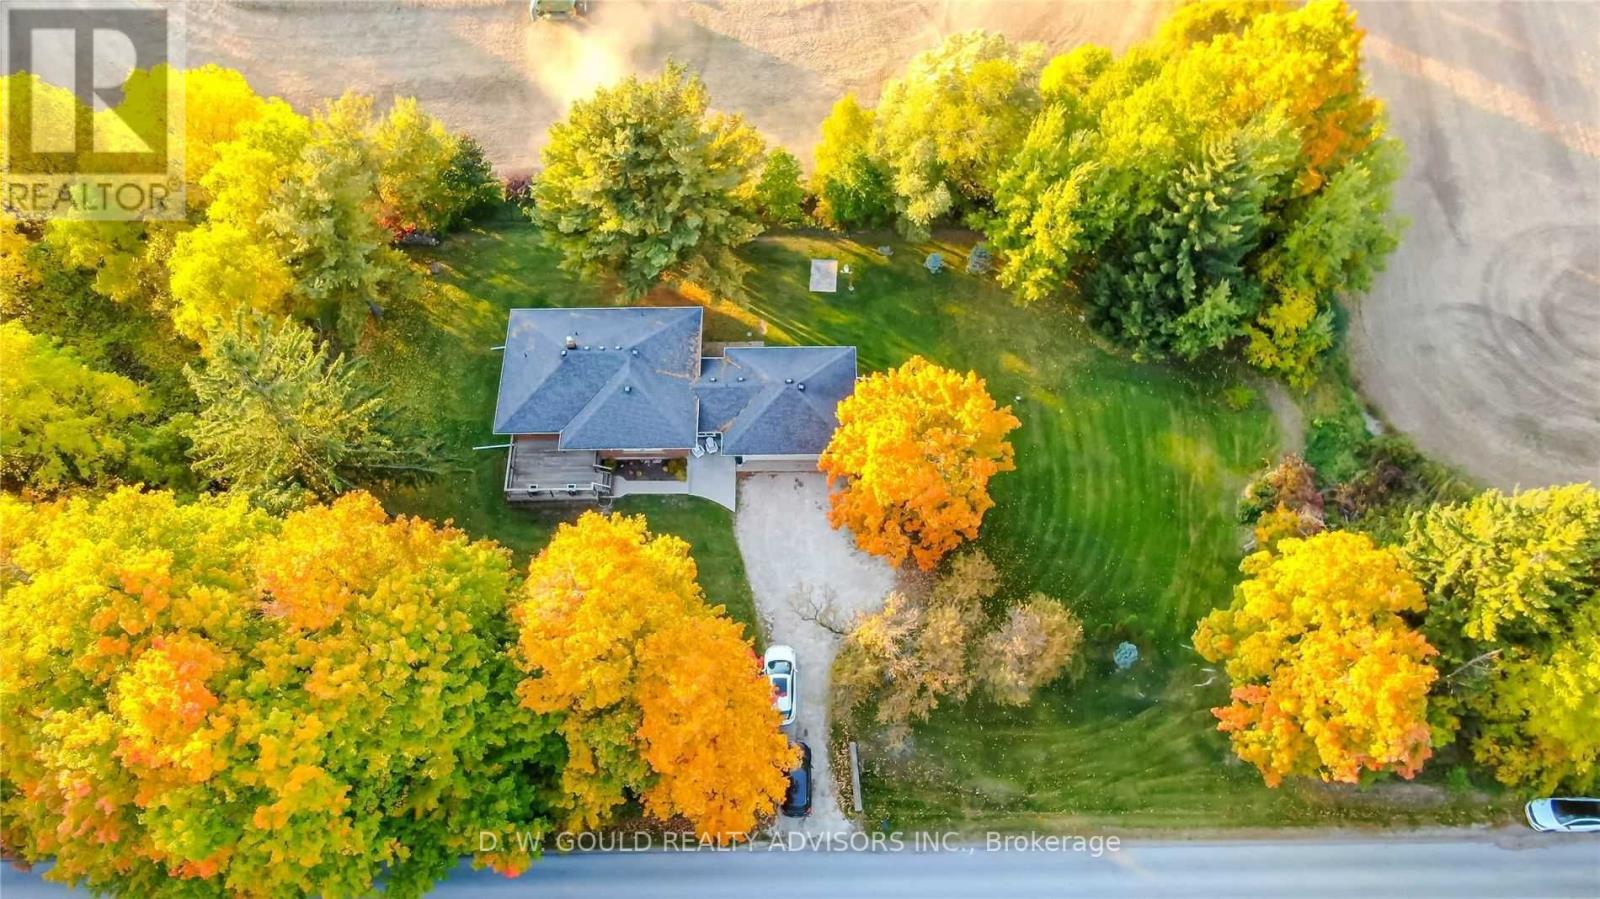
[119,64,284,203]
[1193,531,1438,786]
[514,511,793,839]
[0,321,149,491]
[0,490,560,897]
[370,97,462,235]
[819,356,1019,570]
[1404,484,1600,792]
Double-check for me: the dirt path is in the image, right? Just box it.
[1260,380,1306,457]
[734,473,895,835]
[1348,2,1600,488]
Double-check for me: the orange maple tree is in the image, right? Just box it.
[1193,530,1438,787]
[513,511,794,839]
[0,489,559,897]
[818,355,1020,570]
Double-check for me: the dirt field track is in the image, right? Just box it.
[176,0,1600,489]
[1349,2,1600,489]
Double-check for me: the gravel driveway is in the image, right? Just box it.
[735,473,896,835]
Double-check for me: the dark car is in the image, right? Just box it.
[782,742,812,818]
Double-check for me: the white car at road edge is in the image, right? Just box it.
[1525,797,1600,832]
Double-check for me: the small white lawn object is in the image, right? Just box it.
[809,259,839,293]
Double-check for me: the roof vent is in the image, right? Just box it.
[614,345,622,350]
[583,345,591,351]
[797,383,805,391]
[709,376,717,382]
[736,376,745,382]
[630,349,639,356]
[560,349,568,357]
[564,335,577,349]
[785,378,794,384]
[624,385,632,394]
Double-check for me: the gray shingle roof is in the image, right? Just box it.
[492,307,702,450]
[695,346,857,455]
[494,307,856,455]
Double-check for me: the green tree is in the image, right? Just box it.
[1403,484,1600,792]
[197,92,409,346]
[987,0,1397,383]
[370,98,497,236]
[1248,139,1405,385]
[438,135,503,227]
[532,64,765,298]
[0,321,150,492]
[183,318,437,507]
[261,94,409,343]
[371,96,461,235]
[810,94,894,229]
[1086,118,1296,360]
[752,148,806,227]
[42,218,179,311]
[874,31,1044,238]
[3,218,195,414]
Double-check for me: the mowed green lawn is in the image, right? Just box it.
[740,234,1274,648]
[370,221,1509,830]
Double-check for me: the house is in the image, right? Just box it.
[491,306,856,509]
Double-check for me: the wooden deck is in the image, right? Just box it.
[504,436,613,501]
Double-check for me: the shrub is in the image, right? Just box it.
[980,595,1083,705]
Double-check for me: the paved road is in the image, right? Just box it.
[6,836,1596,898]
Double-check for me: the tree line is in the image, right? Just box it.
[527,1,1402,388]
[0,496,794,896]
[1200,461,1598,795]
[2,66,500,505]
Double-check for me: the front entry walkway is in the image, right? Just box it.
[686,453,736,510]
[610,453,737,511]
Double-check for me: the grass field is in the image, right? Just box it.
[372,220,1511,831]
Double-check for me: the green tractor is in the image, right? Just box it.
[530,0,589,18]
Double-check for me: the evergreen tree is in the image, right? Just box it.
[1086,119,1295,360]
[184,318,437,507]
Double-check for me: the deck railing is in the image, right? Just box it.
[503,439,614,501]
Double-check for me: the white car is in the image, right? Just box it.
[763,644,797,727]
[1525,798,1600,832]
